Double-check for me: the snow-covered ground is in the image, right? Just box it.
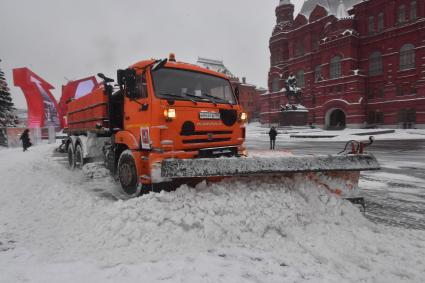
[1,144,425,282]
[247,123,425,142]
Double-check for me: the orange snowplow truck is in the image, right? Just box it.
[65,55,248,195]
[65,54,380,199]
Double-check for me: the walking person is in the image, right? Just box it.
[268,126,278,150]
[20,129,32,151]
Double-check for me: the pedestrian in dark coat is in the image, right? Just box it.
[268,126,278,150]
[20,129,32,151]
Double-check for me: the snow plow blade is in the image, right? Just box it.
[161,154,380,178]
[160,154,379,198]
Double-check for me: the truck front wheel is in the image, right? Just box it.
[117,150,140,196]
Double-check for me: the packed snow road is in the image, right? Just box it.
[246,127,425,230]
[1,144,425,282]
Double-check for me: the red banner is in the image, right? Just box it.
[13,68,63,128]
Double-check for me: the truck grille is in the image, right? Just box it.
[181,130,232,136]
[180,120,233,136]
[182,138,231,144]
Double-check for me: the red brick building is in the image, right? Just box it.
[261,0,425,129]
[234,77,259,122]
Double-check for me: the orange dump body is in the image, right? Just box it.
[67,87,108,132]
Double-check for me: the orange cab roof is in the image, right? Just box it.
[130,59,229,80]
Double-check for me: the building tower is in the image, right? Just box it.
[263,0,294,123]
[270,0,293,75]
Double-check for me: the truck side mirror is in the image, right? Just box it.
[117,69,125,86]
[117,69,139,99]
[97,73,114,97]
[234,86,240,101]
[140,71,148,98]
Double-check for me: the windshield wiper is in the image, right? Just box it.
[159,92,181,98]
[160,92,197,105]
[202,93,233,107]
[183,92,213,105]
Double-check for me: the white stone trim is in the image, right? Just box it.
[259,111,283,115]
[368,97,425,105]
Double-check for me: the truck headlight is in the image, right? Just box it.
[240,112,247,122]
[164,108,176,120]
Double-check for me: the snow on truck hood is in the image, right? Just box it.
[1,144,425,282]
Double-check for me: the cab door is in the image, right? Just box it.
[123,70,152,145]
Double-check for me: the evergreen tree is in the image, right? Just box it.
[0,59,17,127]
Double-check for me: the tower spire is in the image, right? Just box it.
[336,0,348,18]
[279,0,291,5]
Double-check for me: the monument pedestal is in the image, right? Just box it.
[279,104,308,126]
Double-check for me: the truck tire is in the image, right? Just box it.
[117,150,140,196]
[68,145,76,169]
[74,144,84,169]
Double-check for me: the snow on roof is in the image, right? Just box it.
[196,57,235,78]
[300,0,361,20]
[342,29,356,36]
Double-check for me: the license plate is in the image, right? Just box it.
[199,111,221,120]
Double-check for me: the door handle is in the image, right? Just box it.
[140,104,149,111]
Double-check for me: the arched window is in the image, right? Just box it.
[296,70,305,88]
[271,77,280,92]
[271,50,277,65]
[312,34,319,50]
[378,13,384,32]
[400,44,415,70]
[369,52,383,76]
[312,94,316,106]
[398,5,406,23]
[314,65,322,82]
[330,56,342,79]
[410,0,418,21]
[411,1,417,21]
[295,39,304,56]
[368,16,375,33]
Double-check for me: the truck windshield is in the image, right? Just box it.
[152,68,237,105]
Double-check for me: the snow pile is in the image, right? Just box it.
[246,123,425,142]
[82,162,111,179]
[1,144,425,282]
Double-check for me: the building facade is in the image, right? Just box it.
[261,0,425,128]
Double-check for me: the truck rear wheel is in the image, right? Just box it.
[68,145,75,169]
[117,150,140,196]
[74,144,84,169]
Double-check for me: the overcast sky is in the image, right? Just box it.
[0,0,303,108]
